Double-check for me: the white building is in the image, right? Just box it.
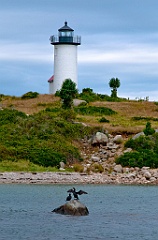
[48,21,81,94]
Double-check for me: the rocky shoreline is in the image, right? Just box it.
[1,131,158,185]
[1,170,158,185]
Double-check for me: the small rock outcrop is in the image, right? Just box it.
[73,99,87,107]
[132,132,145,140]
[52,200,89,216]
[89,132,108,146]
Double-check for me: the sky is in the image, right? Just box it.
[1,0,158,101]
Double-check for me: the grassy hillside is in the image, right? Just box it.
[1,94,158,171]
[1,94,158,134]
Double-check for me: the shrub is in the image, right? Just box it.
[59,109,76,121]
[58,79,78,109]
[143,122,155,136]
[117,129,158,168]
[26,147,66,167]
[21,91,39,99]
[116,150,158,168]
[73,163,84,172]
[125,136,154,151]
[91,163,104,173]
[0,109,26,126]
[74,106,116,116]
[0,145,17,162]
[79,88,99,102]
[0,106,97,168]
[132,116,158,122]
[99,117,110,123]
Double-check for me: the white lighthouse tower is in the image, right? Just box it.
[48,21,81,94]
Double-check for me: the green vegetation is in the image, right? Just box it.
[79,88,99,102]
[132,116,158,122]
[116,150,158,168]
[116,122,158,168]
[45,105,116,118]
[0,108,26,125]
[79,88,125,102]
[57,79,78,109]
[74,106,116,116]
[143,122,155,136]
[98,117,110,123]
[21,91,39,99]
[0,160,58,172]
[90,163,104,173]
[1,91,158,172]
[109,77,121,98]
[0,108,95,169]
[73,163,84,173]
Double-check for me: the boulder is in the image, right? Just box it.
[90,132,108,146]
[113,135,123,144]
[114,164,123,173]
[123,148,132,153]
[91,155,100,162]
[132,132,145,140]
[73,99,87,107]
[52,200,89,216]
[59,161,65,170]
[143,171,151,180]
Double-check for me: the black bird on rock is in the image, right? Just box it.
[67,187,88,200]
[66,193,72,201]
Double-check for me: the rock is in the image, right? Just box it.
[60,162,65,169]
[73,121,88,127]
[107,143,118,150]
[132,132,145,140]
[90,132,108,146]
[144,171,151,180]
[113,135,123,144]
[123,148,132,153]
[150,177,156,182]
[142,167,150,170]
[91,155,100,162]
[123,167,130,173]
[127,173,136,179]
[73,99,87,106]
[52,200,89,216]
[114,164,123,173]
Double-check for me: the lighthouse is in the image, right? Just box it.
[48,21,81,94]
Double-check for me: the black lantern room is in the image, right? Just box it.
[50,21,81,45]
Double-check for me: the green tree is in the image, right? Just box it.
[59,79,78,109]
[109,78,121,98]
[143,122,155,136]
[82,88,93,94]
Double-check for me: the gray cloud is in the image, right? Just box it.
[1,0,158,100]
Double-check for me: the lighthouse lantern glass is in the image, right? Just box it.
[59,31,73,37]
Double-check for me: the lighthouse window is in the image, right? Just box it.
[59,31,73,37]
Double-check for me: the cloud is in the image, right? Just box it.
[0,41,52,63]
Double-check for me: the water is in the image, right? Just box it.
[1,184,158,240]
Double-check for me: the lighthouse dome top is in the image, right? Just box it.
[58,21,74,32]
[50,21,81,45]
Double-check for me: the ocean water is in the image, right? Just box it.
[1,184,158,240]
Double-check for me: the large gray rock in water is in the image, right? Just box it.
[52,200,89,216]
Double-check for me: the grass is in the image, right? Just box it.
[0,160,76,172]
[1,94,158,171]
[2,94,158,134]
[0,160,58,172]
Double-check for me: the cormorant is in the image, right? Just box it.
[66,193,72,201]
[67,187,88,200]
